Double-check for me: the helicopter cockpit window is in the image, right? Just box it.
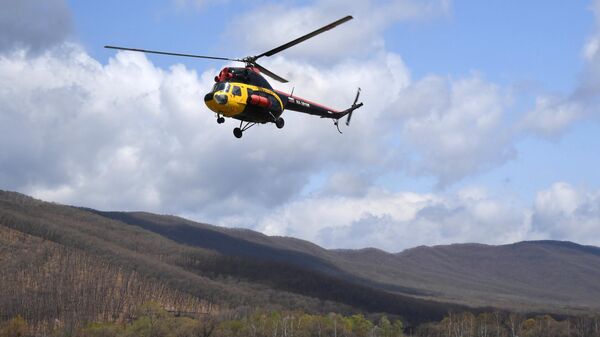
[213,82,230,93]
[232,86,242,96]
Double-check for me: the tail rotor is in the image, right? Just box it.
[346,88,362,126]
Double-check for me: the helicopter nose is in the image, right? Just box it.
[204,93,213,102]
[214,93,228,105]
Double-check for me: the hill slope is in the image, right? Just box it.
[91,207,600,313]
[334,241,600,311]
[2,189,600,332]
[0,190,466,332]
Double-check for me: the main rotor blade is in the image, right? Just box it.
[104,45,241,62]
[254,63,289,83]
[253,15,353,60]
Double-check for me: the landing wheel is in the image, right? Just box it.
[233,127,243,138]
[217,116,225,124]
[275,117,285,129]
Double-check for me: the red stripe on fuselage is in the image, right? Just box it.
[274,90,340,113]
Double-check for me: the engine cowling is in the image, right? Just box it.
[248,94,271,108]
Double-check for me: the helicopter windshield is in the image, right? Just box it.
[213,82,230,93]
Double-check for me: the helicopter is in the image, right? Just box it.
[105,15,363,138]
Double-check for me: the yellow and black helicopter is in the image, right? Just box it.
[105,15,363,138]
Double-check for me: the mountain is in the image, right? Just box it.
[2,189,600,333]
[0,190,464,332]
[92,209,600,313]
[333,241,600,312]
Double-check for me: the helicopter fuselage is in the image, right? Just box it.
[204,67,286,123]
[204,78,284,124]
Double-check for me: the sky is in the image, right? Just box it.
[1,0,600,252]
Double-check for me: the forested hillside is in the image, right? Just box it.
[0,226,210,332]
[3,190,600,336]
[0,190,462,335]
[93,208,600,313]
[0,191,337,334]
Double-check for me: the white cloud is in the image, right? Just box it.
[519,0,600,137]
[393,75,515,185]
[534,183,582,216]
[530,183,600,245]
[518,95,584,138]
[255,182,600,252]
[2,45,599,252]
[0,44,413,221]
[256,186,530,252]
[239,55,516,186]
[320,171,372,197]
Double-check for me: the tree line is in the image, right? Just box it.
[415,311,600,337]
[1,303,405,337]
[3,303,600,337]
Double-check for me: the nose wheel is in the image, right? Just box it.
[217,116,225,124]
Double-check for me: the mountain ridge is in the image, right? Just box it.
[88,205,600,313]
[2,189,600,322]
[0,189,468,329]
